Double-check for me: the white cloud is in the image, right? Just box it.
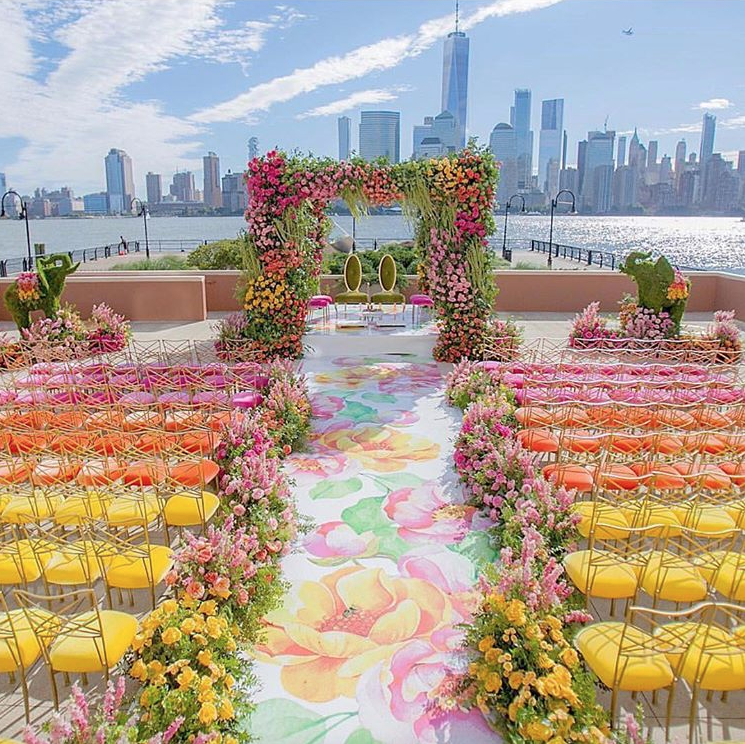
[695,98,733,110]
[191,0,562,124]
[298,85,414,119]
[722,114,745,129]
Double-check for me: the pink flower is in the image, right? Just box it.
[311,394,344,418]
[304,521,377,560]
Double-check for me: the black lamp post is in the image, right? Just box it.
[131,198,150,259]
[547,189,576,269]
[1,190,33,270]
[501,194,526,262]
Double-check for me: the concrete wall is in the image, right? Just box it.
[0,270,741,323]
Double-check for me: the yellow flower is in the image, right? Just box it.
[219,697,235,720]
[131,634,146,652]
[484,648,499,664]
[538,654,555,670]
[525,624,543,641]
[484,672,502,693]
[226,637,237,652]
[180,617,197,635]
[199,701,218,726]
[177,666,197,690]
[200,600,217,616]
[525,721,554,742]
[478,636,495,653]
[197,649,212,667]
[130,659,147,681]
[508,671,524,689]
[150,673,166,687]
[560,648,579,668]
[508,700,520,721]
[161,627,182,645]
[224,673,235,690]
[206,615,224,639]
[504,599,526,627]
[161,599,178,615]
[193,633,208,646]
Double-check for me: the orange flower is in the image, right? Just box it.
[254,566,451,702]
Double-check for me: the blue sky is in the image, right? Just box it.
[1,0,743,196]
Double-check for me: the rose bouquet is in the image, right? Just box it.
[87,302,132,353]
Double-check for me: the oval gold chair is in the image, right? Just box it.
[371,254,405,311]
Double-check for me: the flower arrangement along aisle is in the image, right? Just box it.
[24,364,311,744]
[434,361,636,744]
[215,148,499,362]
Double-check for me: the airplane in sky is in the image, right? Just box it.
[622,27,634,35]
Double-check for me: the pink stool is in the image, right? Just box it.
[308,295,333,323]
[232,391,264,409]
[410,294,434,324]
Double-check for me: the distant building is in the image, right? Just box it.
[582,129,615,213]
[338,116,351,160]
[359,111,400,163]
[617,136,627,168]
[511,89,533,190]
[647,140,658,167]
[698,113,716,199]
[737,151,745,176]
[441,27,469,149]
[104,148,135,214]
[203,152,222,208]
[659,155,673,185]
[538,98,564,196]
[171,171,196,202]
[413,111,457,159]
[675,140,687,172]
[489,122,518,201]
[0,172,6,196]
[577,140,587,195]
[702,153,739,211]
[612,166,638,210]
[221,170,248,213]
[83,192,109,214]
[559,167,578,194]
[146,172,162,204]
[248,137,259,163]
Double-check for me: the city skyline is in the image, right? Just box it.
[1,0,744,197]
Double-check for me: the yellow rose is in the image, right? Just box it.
[560,648,579,668]
[538,654,555,670]
[180,617,197,635]
[161,627,182,645]
[130,659,147,681]
[508,671,524,689]
[226,637,237,652]
[177,666,197,690]
[197,649,212,667]
[193,633,208,646]
[148,660,164,675]
[131,634,146,652]
[504,599,526,627]
[525,721,554,742]
[219,697,235,720]
[150,673,166,687]
[478,636,495,653]
[206,615,223,639]
[508,700,520,721]
[224,673,235,690]
[484,648,499,665]
[161,599,178,615]
[484,672,502,693]
[199,701,218,726]
[200,600,217,616]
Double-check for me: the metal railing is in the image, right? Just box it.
[529,239,617,270]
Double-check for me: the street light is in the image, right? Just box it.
[1,190,33,270]
[131,198,150,259]
[547,189,576,269]
[501,194,526,262]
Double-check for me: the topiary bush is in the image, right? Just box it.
[322,243,417,289]
[185,236,246,270]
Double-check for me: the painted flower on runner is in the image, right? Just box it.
[383,483,475,544]
[304,521,379,562]
[310,393,345,419]
[316,425,440,473]
[255,566,452,703]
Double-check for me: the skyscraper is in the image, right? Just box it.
[511,89,533,190]
[582,130,615,213]
[359,111,400,163]
[674,140,687,172]
[698,113,716,199]
[203,152,222,208]
[171,171,196,202]
[647,140,659,167]
[104,148,135,214]
[413,111,457,158]
[441,15,469,150]
[617,136,627,167]
[738,151,745,176]
[628,128,646,170]
[489,122,518,201]
[537,98,564,196]
[338,116,351,160]
[221,170,248,213]
[146,172,162,204]
[248,137,259,163]
[0,172,6,195]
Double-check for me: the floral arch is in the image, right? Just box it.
[239,148,499,362]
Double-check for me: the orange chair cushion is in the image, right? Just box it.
[168,459,220,488]
[517,428,559,453]
[543,464,594,493]
[515,407,551,427]
[592,464,641,491]
[122,460,167,487]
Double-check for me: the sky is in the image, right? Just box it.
[1,0,744,197]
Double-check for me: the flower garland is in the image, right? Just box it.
[25,363,312,744]
[436,361,634,744]
[218,148,498,362]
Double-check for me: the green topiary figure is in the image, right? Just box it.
[4,253,80,329]
[619,250,689,334]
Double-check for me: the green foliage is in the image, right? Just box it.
[322,243,419,289]
[186,237,246,270]
[4,252,80,330]
[465,244,499,308]
[112,255,189,271]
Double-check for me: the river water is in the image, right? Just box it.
[0,214,743,271]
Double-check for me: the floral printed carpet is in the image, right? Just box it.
[248,354,499,743]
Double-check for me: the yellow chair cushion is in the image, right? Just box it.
[49,610,137,673]
[0,539,50,585]
[652,622,732,666]
[564,550,638,599]
[54,491,113,525]
[44,541,101,586]
[674,628,745,690]
[106,494,161,527]
[621,503,682,537]
[573,502,630,539]
[638,551,708,602]
[2,493,64,524]
[723,500,745,529]
[671,505,737,534]
[575,621,674,691]
[104,545,173,589]
[694,551,745,601]
[0,608,57,671]
[163,491,220,527]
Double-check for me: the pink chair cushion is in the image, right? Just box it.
[232,391,264,409]
[309,296,331,308]
[410,294,434,306]
[316,295,333,303]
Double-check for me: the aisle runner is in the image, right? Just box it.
[249,356,497,744]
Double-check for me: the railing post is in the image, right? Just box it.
[587,250,593,266]
[0,260,6,278]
